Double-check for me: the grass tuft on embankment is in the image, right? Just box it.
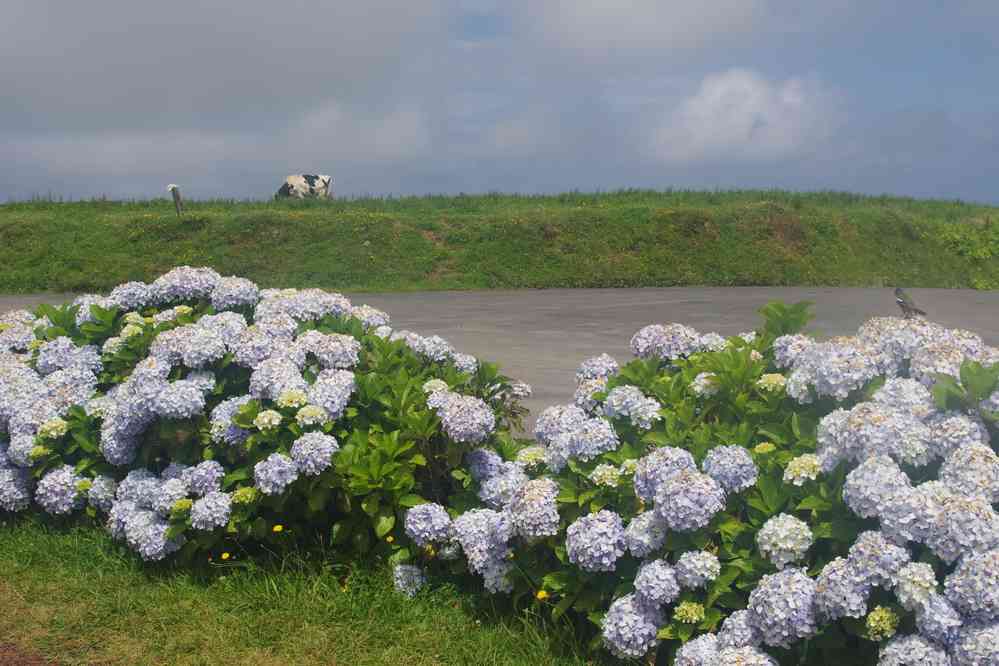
[2,189,998,293]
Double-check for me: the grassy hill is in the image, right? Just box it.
[2,189,997,293]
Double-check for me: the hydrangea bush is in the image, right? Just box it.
[394,301,999,665]
[0,267,529,567]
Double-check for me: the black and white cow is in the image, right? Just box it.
[275,174,333,199]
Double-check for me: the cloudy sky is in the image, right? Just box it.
[3,1,998,203]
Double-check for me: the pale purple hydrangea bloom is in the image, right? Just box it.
[573,377,607,412]
[181,460,225,496]
[944,549,999,623]
[847,531,910,588]
[209,395,253,446]
[465,448,503,482]
[349,304,390,328]
[878,634,951,666]
[249,357,307,401]
[916,593,963,648]
[477,461,527,509]
[675,550,721,589]
[952,622,999,666]
[785,340,879,404]
[939,442,999,503]
[924,492,999,564]
[452,509,514,593]
[123,508,186,560]
[927,411,990,460]
[151,477,190,516]
[633,446,696,502]
[290,432,339,476]
[404,503,454,547]
[253,453,299,496]
[452,353,478,375]
[717,610,762,649]
[630,323,701,361]
[892,562,938,611]
[534,404,587,446]
[35,464,85,515]
[393,564,427,597]
[507,478,559,540]
[702,445,757,494]
[654,469,725,532]
[210,276,260,310]
[108,281,151,310]
[87,475,117,513]
[576,353,619,382]
[153,380,206,419]
[36,337,102,376]
[190,491,232,531]
[431,390,495,444]
[601,593,663,660]
[674,633,719,666]
[842,455,912,520]
[566,510,626,572]
[567,417,619,461]
[813,557,871,621]
[624,511,667,558]
[698,332,728,353]
[301,369,354,422]
[0,466,33,512]
[294,330,360,369]
[757,514,813,569]
[601,385,662,430]
[634,559,680,606]
[150,266,222,305]
[872,377,936,421]
[747,567,818,648]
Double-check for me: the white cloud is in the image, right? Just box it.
[651,69,844,164]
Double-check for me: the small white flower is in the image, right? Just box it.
[591,464,622,488]
[783,454,821,486]
[253,409,283,431]
[276,389,308,409]
[38,417,69,440]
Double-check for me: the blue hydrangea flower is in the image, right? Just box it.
[939,442,999,503]
[813,557,871,621]
[108,281,151,310]
[209,395,253,446]
[675,550,721,589]
[654,469,725,532]
[747,567,818,648]
[601,594,663,660]
[404,503,454,547]
[630,323,701,361]
[294,330,361,370]
[634,559,680,607]
[567,417,619,461]
[601,385,662,430]
[674,633,719,666]
[893,562,938,612]
[633,446,695,502]
[916,593,963,648]
[924,492,999,564]
[0,466,33,512]
[952,622,999,666]
[452,509,513,577]
[465,448,504,482]
[842,455,912,520]
[702,445,758,494]
[181,461,225,497]
[717,610,762,649]
[86,475,117,513]
[151,478,190,516]
[477,462,527,509]
[149,265,221,305]
[534,404,587,446]
[576,353,619,382]
[718,647,777,666]
[35,465,85,515]
[624,511,667,558]
[123,508,185,561]
[508,478,560,540]
[452,353,478,375]
[307,369,355,420]
[565,510,626,572]
[847,531,910,588]
[432,391,495,444]
[878,634,951,666]
[393,564,427,597]
[290,432,339,476]
[210,276,260,310]
[945,548,999,623]
[253,453,299,496]
[190,491,232,531]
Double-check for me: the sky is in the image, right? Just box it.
[2,1,998,203]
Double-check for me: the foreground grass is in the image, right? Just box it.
[2,189,998,293]
[0,516,590,666]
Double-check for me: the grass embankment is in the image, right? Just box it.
[0,516,588,666]
[2,189,998,293]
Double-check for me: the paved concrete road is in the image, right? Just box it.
[4,288,998,429]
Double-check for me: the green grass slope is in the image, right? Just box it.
[2,189,997,293]
[0,517,589,666]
